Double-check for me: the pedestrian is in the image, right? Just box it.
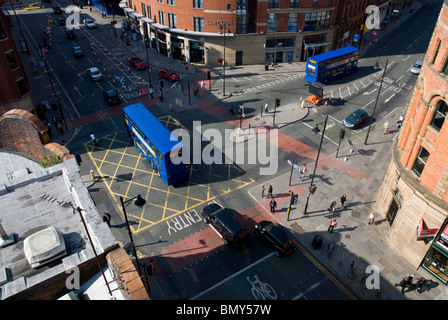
[383,121,390,134]
[75,154,82,166]
[396,274,414,294]
[158,90,163,102]
[229,105,235,116]
[267,185,273,198]
[368,212,375,225]
[57,121,64,135]
[201,80,205,92]
[328,201,337,214]
[90,132,97,146]
[103,212,111,227]
[46,123,52,140]
[60,140,67,147]
[340,194,347,208]
[416,277,426,293]
[328,218,337,233]
[301,165,307,181]
[397,115,404,129]
[264,102,269,113]
[149,87,154,99]
[270,198,277,213]
[146,258,157,276]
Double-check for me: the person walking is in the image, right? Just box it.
[270,198,277,213]
[368,212,375,225]
[416,277,426,293]
[267,185,273,198]
[301,165,307,181]
[229,105,235,116]
[90,132,97,146]
[103,212,111,227]
[328,218,337,233]
[264,102,269,114]
[340,194,347,208]
[396,274,414,294]
[328,201,337,214]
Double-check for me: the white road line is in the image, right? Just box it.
[189,252,276,300]
[292,278,328,300]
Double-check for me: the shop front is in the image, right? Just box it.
[189,39,205,64]
[301,33,332,61]
[264,37,295,64]
[422,220,448,285]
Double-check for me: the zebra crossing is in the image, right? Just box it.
[228,73,305,96]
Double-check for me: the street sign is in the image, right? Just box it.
[120,76,125,83]
[287,160,300,170]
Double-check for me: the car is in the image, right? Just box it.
[53,5,62,14]
[129,57,147,70]
[201,203,250,248]
[86,67,103,81]
[66,29,76,40]
[159,68,180,82]
[73,46,84,57]
[83,19,97,29]
[255,220,295,256]
[410,60,423,74]
[58,17,66,26]
[342,108,369,129]
[103,90,120,105]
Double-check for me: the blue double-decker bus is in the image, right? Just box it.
[123,103,190,186]
[305,46,359,84]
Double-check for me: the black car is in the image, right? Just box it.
[73,46,84,57]
[202,203,250,248]
[58,17,66,26]
[103,90,120,105]
[66,29,76,40]
[342,109,369,129]
[255,220,295,256]
[53,5,62,14]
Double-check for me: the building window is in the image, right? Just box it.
[443,57,448,75]
[168,13,177,28]
[413,147,430,177]
[313,0,318,8]
[141,3,146,17]
[236,0,248,34]
[290,0,300,8]
[193,0,203,9]
[287,13,298,32]
[167,0,175,5]
[431,100,448,131]
[0,24,6,40]
[432,39,441,64]
[267,13,278,33]
[194,17,204,32]
[157,0,163,3]
[159,11,165,25]
[147,5,152,18]
[16,78,27,96]
[305,10,331,31]
[5,50,18,70]
[269,0,279,8]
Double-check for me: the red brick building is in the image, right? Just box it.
[0,8,34,115]
[375,0,448,285]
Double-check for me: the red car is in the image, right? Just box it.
[159,68,180,82]
[128,57,147,70]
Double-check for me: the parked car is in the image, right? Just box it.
[73,46,84,57]
[128,57,147,70]
[255,220,295,257]
[202,203,250,248]
[83,19,97,29]
[410,60,423,74]
[53,5,62,14]
[66,29,76,40]
[103,90,120,105]
[87,67,103,81]
[342,109,369,129]
[159,68,180,82]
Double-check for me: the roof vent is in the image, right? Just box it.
[23,227,66,268]
[0,219,15,248]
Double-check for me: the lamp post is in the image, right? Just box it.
[219,25,230,96]
[364,59,388,145]
[303,115,328,215]
[120,195,150,293]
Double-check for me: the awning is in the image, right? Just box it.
[304,41,332,49]
[417,218,439,241]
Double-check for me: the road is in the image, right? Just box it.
[13,0,441,301]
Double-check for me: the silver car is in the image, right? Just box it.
[83,19,97,29]
[87,67,103,81]
[410,60,423,74]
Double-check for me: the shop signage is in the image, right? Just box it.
[417,218,439,241]
[206,20,230,26]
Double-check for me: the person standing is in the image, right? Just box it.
[368,212,375,225]
[270,198,277,213]
[103,212,111,227]
[328,218,337,233]
[340,194,347,208]
[301,165,307,181]
[264,102,269,114]
[90,132,97,146]
[267,185,273,198]
[416,277,426,293]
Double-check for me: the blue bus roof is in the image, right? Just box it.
[307,46,359,63]
[123,103,182,155]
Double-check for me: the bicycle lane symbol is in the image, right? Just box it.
[246,275,278,300]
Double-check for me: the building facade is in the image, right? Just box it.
[375,0,448,285]
[0,8,34,115]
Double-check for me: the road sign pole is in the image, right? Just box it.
[289,161,294,186]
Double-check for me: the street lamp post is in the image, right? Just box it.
[219,25,230,96]
[303,115,328,215]
[120,195,150,293]
[364,59,388,145]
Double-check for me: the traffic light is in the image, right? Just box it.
[339,129,346,139]
[207,71,211,80]
[309,185,316,195]
[275,98,281,107]
[293,194,298,205]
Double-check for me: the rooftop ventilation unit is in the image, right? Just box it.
[23,227,66,268]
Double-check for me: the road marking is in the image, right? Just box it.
[292,278,328,300]
[190,252,276,300]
